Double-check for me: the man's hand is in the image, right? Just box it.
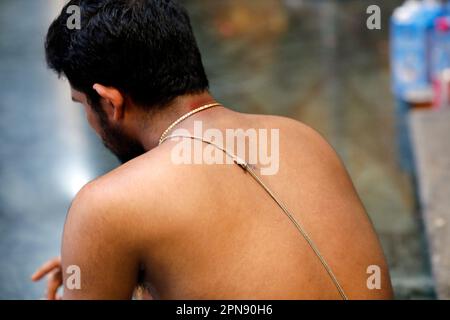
[31,257,63,300]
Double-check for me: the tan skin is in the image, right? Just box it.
[32,84,394,300]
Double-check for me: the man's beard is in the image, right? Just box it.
[98,117,146,164]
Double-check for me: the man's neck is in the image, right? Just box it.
[139,92,219,151]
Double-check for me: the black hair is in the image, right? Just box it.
[45,0,209,110]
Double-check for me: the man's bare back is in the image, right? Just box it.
[35,0,394,300]
[60,107,393,300]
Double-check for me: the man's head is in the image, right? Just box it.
[46,0,209,163]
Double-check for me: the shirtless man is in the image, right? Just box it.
[32,0,393,300]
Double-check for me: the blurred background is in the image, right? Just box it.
[0,0,448,299]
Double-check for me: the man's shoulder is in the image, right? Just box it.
[248,113,330,141]
[67,113,344,229]
[67,147,184,235]
[248,113,342,163]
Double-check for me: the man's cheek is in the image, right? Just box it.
[85,109,102,136]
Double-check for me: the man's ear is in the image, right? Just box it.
[92,84,125,121]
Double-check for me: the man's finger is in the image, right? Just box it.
[31,257,61,281]
[46,270,63,300]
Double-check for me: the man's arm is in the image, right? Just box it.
[61,183,141,300]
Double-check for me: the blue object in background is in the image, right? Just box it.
[390,0,445,99]
[431,17,450,85]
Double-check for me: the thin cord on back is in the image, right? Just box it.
[161,134,348,300]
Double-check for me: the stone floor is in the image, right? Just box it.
[0,0,435,299]
[410,110,450,299]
